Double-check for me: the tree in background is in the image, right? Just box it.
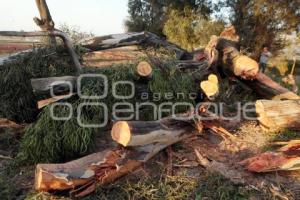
[163,7,224,51]
[59,23,94,43]
[215,0,300,58]
[125,0,212,36]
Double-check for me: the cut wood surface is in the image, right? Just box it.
[82,46,146,67]
[200,74,219,100]
[111,119,192,147]
[136,61,152,78]
[256,100,300,131]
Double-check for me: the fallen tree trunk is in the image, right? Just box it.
[79,32,189,59]
[256,100,300,131]
[35,115,199,197]
[244,73,300,100]
[213,27,299,100]
[31,76,77,97]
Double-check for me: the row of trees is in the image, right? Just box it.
[125,0,300,56]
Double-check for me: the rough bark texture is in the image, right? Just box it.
[31,76,77,97]
[35,115,199,197]
[256,100,300,131]
[79,32,189,59]
[34,0,56,45]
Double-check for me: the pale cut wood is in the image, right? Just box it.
[137,61,152,78]
[82,46,146,67]
[111,120,190,147]
[256,100,300,131]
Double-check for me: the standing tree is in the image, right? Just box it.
[125,0,212,36]
[163,7,224,51]
[215,0,300,58]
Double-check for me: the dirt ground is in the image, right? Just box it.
[1,120,299,200]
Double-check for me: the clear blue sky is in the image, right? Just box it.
[0,0,128,35]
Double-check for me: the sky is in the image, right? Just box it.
[0,0,129,35]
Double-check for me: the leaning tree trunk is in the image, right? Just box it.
[34,0,56,45]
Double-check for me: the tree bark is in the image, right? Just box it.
[245,73,300,100]
[215,37,299,100]
[34,0,56,45]
[31,76,77,97]
[35,115,199,197]
[79,32,189,59]
[256,100,300,131]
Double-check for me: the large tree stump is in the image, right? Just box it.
[256,100,300,131]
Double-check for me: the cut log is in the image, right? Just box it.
[213,27,299,100]
[256,100,300,131]
[31,76,77,96]
[82,46,146,68]
[111,119,192,147]
[200,74,219,100]
[136,61,153,79]
[35,115,199,197]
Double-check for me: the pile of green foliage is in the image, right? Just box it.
[17,58,198,164]
[0,47,77,122]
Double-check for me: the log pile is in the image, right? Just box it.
[1,1,300,198]
[35,113,201,197]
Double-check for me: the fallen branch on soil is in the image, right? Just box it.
[35,113,199,197]
[240,140,300,172]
